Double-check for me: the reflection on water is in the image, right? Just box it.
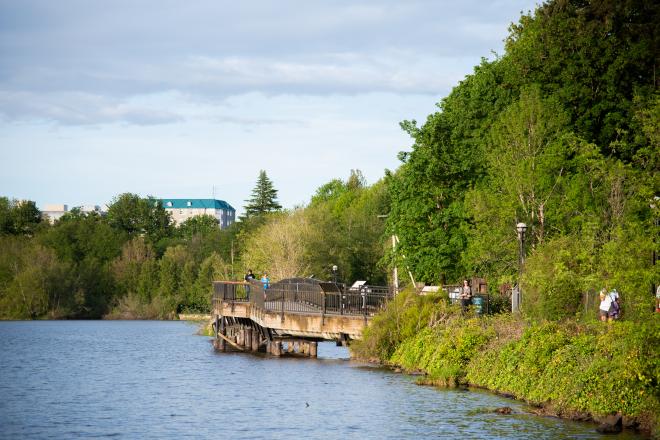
[0,321,642,439]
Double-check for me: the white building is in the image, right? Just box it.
[42,204,68,223]
[41,204,105,223]
[161,199,235,228]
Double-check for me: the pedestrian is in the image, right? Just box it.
[460,279,472,313]
[244,269,255,296]
[261,272,270,289]
[608,288,621,320]
[656,284,660,313]
[598,289,611,322]
[261,272,270,301]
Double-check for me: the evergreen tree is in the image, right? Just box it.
[243,170,282,218]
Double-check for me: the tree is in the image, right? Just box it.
[243,170,282,219]
[177,214,219,240]
[0,197,43,236]
[106,193,173,246]
[241,210,311,280]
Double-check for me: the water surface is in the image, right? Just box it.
[0,321,641,439]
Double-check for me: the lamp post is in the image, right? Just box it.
[514,222,527,312]
[332,265,342,314]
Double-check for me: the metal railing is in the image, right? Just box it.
[212,279,394,318]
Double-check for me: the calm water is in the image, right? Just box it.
[0,321,641,439]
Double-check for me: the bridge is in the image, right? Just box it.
[211,278,393,357]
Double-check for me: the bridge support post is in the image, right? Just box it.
[251,329,260,352]
[219,316,226,352]
[245,328,252,351]
[309,341,317,358]
[270,341,282,357]
[237,328,245,347]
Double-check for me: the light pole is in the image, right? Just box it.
[514,222,527,312]
[332,265,342,314]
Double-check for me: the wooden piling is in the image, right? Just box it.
[271,341,282,357]
[245,328,252,351]
[251,329,260,352]
[309,341,318,358]
[219,316,226,352]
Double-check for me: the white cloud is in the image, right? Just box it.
[0,91,183,126]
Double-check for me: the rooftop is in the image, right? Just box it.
[161,199,235,211]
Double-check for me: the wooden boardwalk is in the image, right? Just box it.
[211,278,392,357]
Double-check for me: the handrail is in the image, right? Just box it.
[212,280,393,318]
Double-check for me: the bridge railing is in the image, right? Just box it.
[212,279,393,317]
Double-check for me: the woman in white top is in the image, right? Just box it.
[598,289,611,321]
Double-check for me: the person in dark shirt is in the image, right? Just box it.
[244,269,255,296]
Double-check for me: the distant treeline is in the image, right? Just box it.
[0,194,232,319]
[0,174,388,319]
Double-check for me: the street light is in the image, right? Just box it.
[332,265,338,284]
[514,222,527,312]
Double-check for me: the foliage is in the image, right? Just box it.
[242,170,282,219]
[351,289,453,361]
[0,197,43,236]
[387,0,659,319]
[238,170,390,285]
[0,236,71,319]
[177,214,219,240]
[106,193,173,247]
[467,319,660,433]
[241,210,312,280]
[0,193,240,319]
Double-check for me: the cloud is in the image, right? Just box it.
[0,91,183,126]
[0,0,538,125]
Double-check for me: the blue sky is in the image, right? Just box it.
[0,0,539,214]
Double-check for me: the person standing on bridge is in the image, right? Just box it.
[245,269,255,296]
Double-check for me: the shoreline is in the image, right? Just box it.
[367,358,649,437]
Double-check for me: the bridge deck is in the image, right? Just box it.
[212,279,393,341]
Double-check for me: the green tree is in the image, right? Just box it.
[0,197,43,236]
[177,214,219,240]
[106,193,173,246]
[243,170,282,219]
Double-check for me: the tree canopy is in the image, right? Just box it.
[243,170,282,219]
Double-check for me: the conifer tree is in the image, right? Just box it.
[243,170,282,218]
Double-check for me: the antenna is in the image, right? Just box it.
[212,185,216,200]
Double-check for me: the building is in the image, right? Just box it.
[41,204,106,224]
[161,199,235,228]
[42,204,68,223]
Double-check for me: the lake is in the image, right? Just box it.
[0,321,641,439]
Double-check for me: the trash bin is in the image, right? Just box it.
[472,295,484,316]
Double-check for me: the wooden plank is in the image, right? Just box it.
[216,332,245,351]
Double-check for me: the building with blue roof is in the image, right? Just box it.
[161,199,235,229]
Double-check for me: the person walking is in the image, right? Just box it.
[460,279,472,313]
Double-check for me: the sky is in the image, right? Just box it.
[0,0,539,215]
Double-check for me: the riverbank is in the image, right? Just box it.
[350,290,660,437]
